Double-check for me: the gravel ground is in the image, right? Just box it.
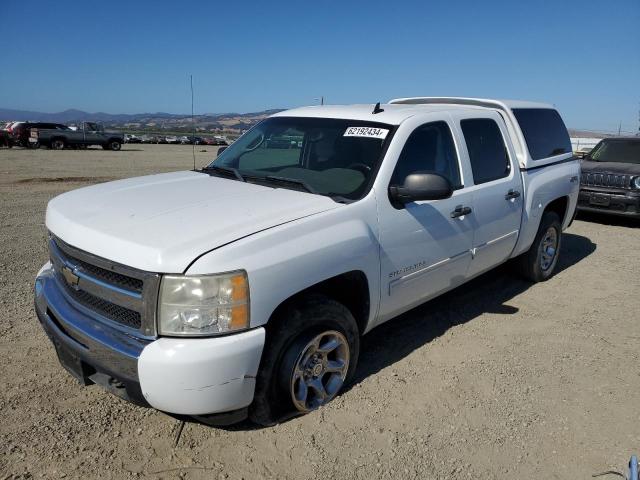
[0,145,638,480]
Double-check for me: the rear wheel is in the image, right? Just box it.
[517,211,562,282]
[249,295,359,426]
[50,139,65,150]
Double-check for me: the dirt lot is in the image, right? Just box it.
[0,145,639,479]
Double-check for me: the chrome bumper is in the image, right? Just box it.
[35,265,151,406]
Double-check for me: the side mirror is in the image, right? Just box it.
[217,146,228,156]
[389,173,453,206]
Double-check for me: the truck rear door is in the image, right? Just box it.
[451,111,523,277]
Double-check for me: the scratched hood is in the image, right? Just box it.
[46,171,339,272]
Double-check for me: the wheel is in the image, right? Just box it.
[249,294,359,426]
[516,211,562,282]
[50,139,65,150]
[108,140,121,151]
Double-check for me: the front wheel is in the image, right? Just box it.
[107,140,121,151]
[50,139,65,150]
[516,211,562,282]
[249,295,359,426]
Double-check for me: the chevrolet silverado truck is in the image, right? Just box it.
[577,137,640,218]
[34,97,579,426]
[35,122,124,150]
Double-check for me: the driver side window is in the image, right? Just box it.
[390,121,462,189]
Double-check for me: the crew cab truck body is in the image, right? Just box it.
[34,97,579,425]
[36,122,124,151]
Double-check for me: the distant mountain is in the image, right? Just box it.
[0,107,286,133]
[0,107,284,123]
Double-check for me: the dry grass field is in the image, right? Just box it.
[0,145,639,479]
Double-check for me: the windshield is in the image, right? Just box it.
[206,116,394,200]
[589,139,640,165]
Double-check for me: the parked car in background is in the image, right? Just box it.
[10,122,70,148]
[125,134,142,144]
[165,135,180,144]
[578,137,640,218]
[35,97,579,426]
[0,129,12,148]
[574,147,593,159]
[35,122,124,150]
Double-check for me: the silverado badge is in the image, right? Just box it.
[61,265,80,288]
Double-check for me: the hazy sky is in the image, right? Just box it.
[1,0,638,132]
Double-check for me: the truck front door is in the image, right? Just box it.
[83,123,104,145]
[454,113,523,277]
[377,118,474,322]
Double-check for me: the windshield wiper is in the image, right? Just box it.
[202,165,245,182]
[263,175,317,194]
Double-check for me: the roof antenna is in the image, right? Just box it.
[372,102,384,114]
[190,74,196,171]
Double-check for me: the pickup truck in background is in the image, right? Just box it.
[35,122,124,150]
[34,97,579,426]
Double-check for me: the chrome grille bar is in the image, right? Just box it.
[580,172,633,190]
[48,235,160,338]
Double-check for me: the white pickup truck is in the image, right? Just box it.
[34,97,579,426]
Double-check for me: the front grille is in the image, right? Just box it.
[580,172,633,189]
[55,242,143,293]
[55,270,142,329]
[48,235,160,336]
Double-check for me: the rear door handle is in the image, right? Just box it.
[450,205,472,218]
[505,189,521,200]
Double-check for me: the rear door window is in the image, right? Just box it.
[460,119,510,184]
[512,108,572,160]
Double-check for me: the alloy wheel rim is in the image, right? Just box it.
[290,330,349,413]
[540,227,558,271]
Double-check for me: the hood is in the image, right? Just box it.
[46,171,339,272]
[581,159,640,176]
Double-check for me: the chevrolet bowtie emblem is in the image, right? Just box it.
[61,265,80,288]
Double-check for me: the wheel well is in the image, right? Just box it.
[50,136,65,144]
[544,196,569,224]
[269,271,370,335]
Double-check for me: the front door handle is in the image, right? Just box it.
[450,205,472,218]
[505,189,521,200]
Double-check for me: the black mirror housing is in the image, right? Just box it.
[389,173,453,206]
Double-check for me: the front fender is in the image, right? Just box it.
[185,193,381,332]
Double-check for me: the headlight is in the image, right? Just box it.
[158,271,249,336]
[633,176,640,189]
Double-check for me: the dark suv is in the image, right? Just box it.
[10,122,70,148]
[578,137,640,218]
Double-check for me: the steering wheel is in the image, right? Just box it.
[347,163,372,175]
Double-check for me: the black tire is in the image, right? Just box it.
[50,139,65,150]
[249,294,360,426]
[107,140,121,151]
[516,211,562,282]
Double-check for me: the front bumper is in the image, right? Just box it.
[577,189,640,217]
[35,263,265,420]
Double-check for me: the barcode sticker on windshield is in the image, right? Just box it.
[343,127,389,140]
